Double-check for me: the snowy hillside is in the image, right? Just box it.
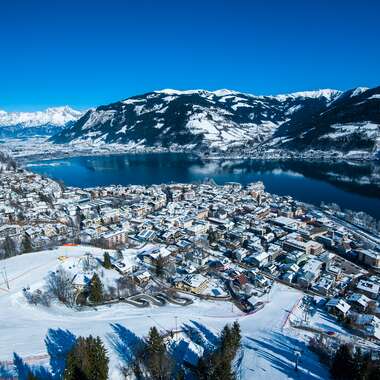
[50,85,380,157]
[0,246,330,380]
[273,86,380,156]
[50,88,342,149]
[0,106,82,137]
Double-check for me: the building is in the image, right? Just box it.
[297,259,323,288]
[357,250,380,271]
[177,274,209,294]
[283,238,323,255]
[326,298,351,318]
[357,280,380,300]
[347,293,371,312]
[101,228,128,248]
[139,245,171,266]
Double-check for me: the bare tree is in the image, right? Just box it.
[2,236,16,258]
[45,267,75,306]
[24,288,51,307]
[116,276,137,298]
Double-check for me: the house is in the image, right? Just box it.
[352,314,380,340]
[357,280,380,300]
[313,275,335,295]
[250,250,271,268]
[114,255,137,275]
[297,259,323,288]
[347,293,371,312]
[139,245,171,266]
[136,229,156,242]
[326,298,351,318]
[233,273,249,288]
[357,250,380,271]
[133,270,151,285]
[177,274,209,294]
[101,228,128,248]
[188,249,210,266]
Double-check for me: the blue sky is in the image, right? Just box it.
[1,0,379,111]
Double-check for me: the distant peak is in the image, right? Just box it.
[155,89,205,95]
[350,87,369,97]
[153,88,345,101]
[0,106,83,127]
[273,89,342,102]
[155,88,240,97]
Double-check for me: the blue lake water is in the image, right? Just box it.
[27,153,380,219]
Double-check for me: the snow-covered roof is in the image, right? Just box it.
[357,280,380,296]
[326,298,351,314]
[182,274,208,288]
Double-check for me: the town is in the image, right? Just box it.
[1,154,380,333]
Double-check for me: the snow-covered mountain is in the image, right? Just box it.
[0,106,82,137]
[50,86,380,157]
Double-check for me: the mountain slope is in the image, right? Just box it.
[272,86,380,155]
[0,106,82,137]
[50,87,380,158]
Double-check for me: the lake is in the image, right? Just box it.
[27,153,380,219]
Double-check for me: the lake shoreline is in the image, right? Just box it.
[26,153,380,219]
[18,149,380,166]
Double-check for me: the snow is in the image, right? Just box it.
[368,94,380,100]
[153,122,164,129]
[122,98,146,105]
[350,87,369,97]
[134,105,145,115]
[156,89,240,97]
[274,89,342,102]
[213,89,239,97]
[81,110,116,130]
[285,104,303,115]
[0,106,82,128]
[156,89,204,95]
[231,102,253,111]
[116,125,129,134]
[320,122,379,140]
[0,247,331,379]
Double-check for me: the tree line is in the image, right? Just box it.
[331,344,380,380]
[10,321,242,380]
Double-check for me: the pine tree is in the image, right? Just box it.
[27,373,39,380]
[21,234,33,253]
[195,323,239,380]
[144,326,173,379]
[211,352,234,380]
[89,273,103,304]
[155,255,165,278]
[103,252,112,269]
[231,320,241,351]
[196,356,209,380]
[220,325,233,357]
[89,336,109,380]
[368,366,380,380]
[331,344,356,380]
[64,335,108,380]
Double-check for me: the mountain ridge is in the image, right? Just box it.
[0,106,83,137]
[46,86,380,159]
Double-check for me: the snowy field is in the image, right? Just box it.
[0,246,330,379]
